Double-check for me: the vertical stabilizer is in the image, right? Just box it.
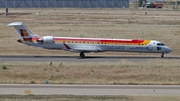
[8,22,38,39]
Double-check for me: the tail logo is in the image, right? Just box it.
[20,29,28,37]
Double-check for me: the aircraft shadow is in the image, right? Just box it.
[79,56,180,59]
[0,55,180,60]
[1,55,179,59]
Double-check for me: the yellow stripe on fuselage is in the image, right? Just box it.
[141,40,150,45]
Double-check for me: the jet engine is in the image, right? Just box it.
[37,36,54,44]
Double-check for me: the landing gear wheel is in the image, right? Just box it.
[161,53,164,58]
[80,52,85,58]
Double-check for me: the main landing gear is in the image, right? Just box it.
[161,53,164,58]
[80,52,85,58]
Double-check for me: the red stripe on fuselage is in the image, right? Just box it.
[100,39,144,43]
[54,38,100,42]
[54,37,144,43]
[22,37,144,44]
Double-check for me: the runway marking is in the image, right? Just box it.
[24,90,31,95]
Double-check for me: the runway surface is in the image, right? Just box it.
[0,84,180,95]
[0,55,179,62]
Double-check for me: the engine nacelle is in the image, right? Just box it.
[37,36,54,44]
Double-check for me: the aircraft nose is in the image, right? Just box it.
[166,47,172,53]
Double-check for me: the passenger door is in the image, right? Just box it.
[148,42,157,52]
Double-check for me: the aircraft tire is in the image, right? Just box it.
[161,53,164,58]
[80,52,85,58]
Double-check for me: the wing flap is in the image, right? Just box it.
[63,43,102,52]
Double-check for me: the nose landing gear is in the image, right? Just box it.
[161,53,164,58]
[80,52,85,58]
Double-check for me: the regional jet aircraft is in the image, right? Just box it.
[8,22,172,58]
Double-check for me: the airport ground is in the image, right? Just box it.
[0,8,180,84]
[0,7,180,100]
[0,60,180,85]
[0,95,180,101]
[0,8,180,56]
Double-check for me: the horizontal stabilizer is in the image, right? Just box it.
[8,22,24,27]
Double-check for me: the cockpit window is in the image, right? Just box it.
[157,43,165,46]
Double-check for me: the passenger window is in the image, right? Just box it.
[157,47,161,50]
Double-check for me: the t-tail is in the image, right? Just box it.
[8,22,39,42]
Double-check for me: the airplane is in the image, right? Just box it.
[8,22,172,58]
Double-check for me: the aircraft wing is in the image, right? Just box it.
[63,43,101,52]
[72,48,100,52]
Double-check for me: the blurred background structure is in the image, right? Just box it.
[0,0,130,8]
[0,0,179,9]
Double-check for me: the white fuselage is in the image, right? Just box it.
[8,22,172,58]
[21,37,172,54]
